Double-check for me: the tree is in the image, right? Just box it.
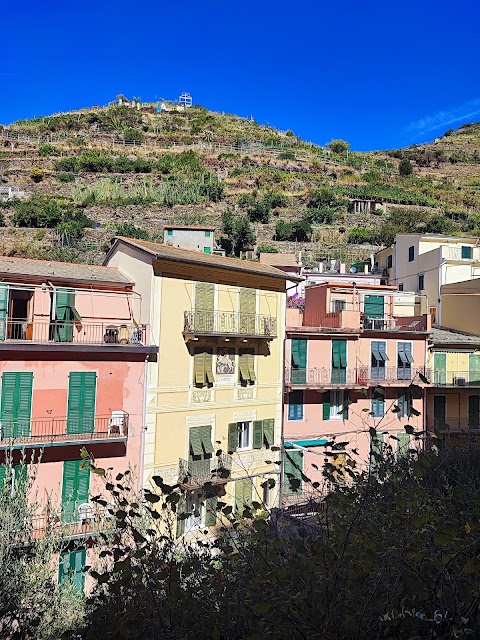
[347,227,372,244]
[328,139,350,154]
[220,210,255,256]
[399,158,413,176]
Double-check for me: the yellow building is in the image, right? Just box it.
[427,327,480,436]
[105,237,292,535]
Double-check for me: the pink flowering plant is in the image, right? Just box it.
[287,293,305,310]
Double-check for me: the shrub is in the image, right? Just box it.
[12,196,91,235]
[275,220,312,241]
[347,227,372,244]
[57,172,75,183]
[307,187,345,210]
[220,210,255,256]
[328,139,350,154]
[303,208,337,225]
[115,223,150,240]
[123,127,144,143]
[399,158,413,176]
[38,143,59,157]
[285,129,294,137]
[54,157,77,172]
[424,215,454,234]
[239,191,287,224]
[257,244,278,253]
[30,167,44,183]
[278,151,295,160]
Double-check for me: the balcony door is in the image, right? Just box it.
[61,460,90,523]
[195,283,214,332]
[0,372,33,438]
[66,372,97,434]
[469,354,480,385]
[469,396,480,430]
[0,286,8,341]
[239,288,256,335]
[433,395,446,428]
[434,353,446,385]
[189,425,213,479]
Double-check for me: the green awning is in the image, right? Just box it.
[285,439,328,448]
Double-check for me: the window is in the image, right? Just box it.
[433,395,446,426]
[203,247,211,254]
[61,460,90,523]
[408,246,414,262]
[283,450,303,495]
[418,274,424,290]
[469,396,480,429]
[399,283,404,292]
[239,348,256,385]
[176,490,218,536]
[228,418,274,451]
[387,255,393,269]
[396,391,412,418]
[323,390,349,420]
[288,390,304,420]
[59,549,86,591]
[331,339,347,383]
[167,229,173,236]
[67,372,97,434]
[205,231,211,237]
[291,339,307,384]
[194,282,214,331]
[235,478,253,512]
[397,342,413,380]
[0,371,33,437]
[370,432,384,471]
[0,464,28,496]
[194,348,214,387]
[434,352,446,384]
[364,295,385,320]
[462,245,472,259]
[397,432,411,458]
[469,353,480,384]
[185,491,204,530]
[371,396,385,418]
[371,341,388,380]
[332,299,346,313]
[237,421,251,449]
[239,287,256,334]
[330,390,343,419]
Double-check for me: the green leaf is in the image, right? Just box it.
[93,468,106,476]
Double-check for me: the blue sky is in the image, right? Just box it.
[1,0,479,151]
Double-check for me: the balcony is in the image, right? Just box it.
[184,310,277,339]
[429,417,480,434]
[362,316,428,332]
[441,246,480,262]
[0,320,150,347]
[431,371,480,387]
[178,454,232,488]
[285,367,430,388]
[29,506,114,542]
[0,413,128,448]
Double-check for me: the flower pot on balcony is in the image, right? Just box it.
[118,325,129,344]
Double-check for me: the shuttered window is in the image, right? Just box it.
[433,396,446,426]
[54,288,81,342]
[235,478,253,512]
[323,391,331,421]
[291,339,307,384]
[189,425,213,478]
[0,285,8,341]
[58,549,86,591]
[371,397,385,418]
[66,372,96,434]
[288,390,304,420]
[434,353,447,385]
[239,348,255,385]
[194,282,214,332]
[228,418,275,451]
[397,432,411,457]
[1,372,33,438]
[469,354,480,385]
[398,342,413,380]
[283,450,303,495]
[371,341,387,380]
[193,348,214,387]
[61,460,90,523]
[331,340,347,383]
[364,295,384,319]
[370,432,384,471]
[462,246,473,259]
[263,418,274,448]
[239,288,256,334]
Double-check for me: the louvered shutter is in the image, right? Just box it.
[338,340,347,368]
[239,351,250,384]
[397,432,410,457]
[205,350,215,384]
[283,450,303,495]
[397,393,406,418]
[364,295,384,318]
[55,288,74,342]
[323,391,331,420]
[332,341,340,369]
[370,432,384,471]
[67,372,96,434]
[263,418,274,448]
[0,285,8,341]
[61,460,78,523]
[434,353,447,385]
[189,427,203,458]
[291,340,300,367]
[228,423,238,453]
[200,425,214,455]
[205,496,218,527]
[469,354,480,385]
[1,373,18,438]
[247,351,256,382]
[16,373,33,437]
[240,288,256,334]
[72,549,86,591]
[176,492,187,537]
[81,373,96,433]
[58,551,71,584]
[194,350,206,386]
[235,478,245,512]
[343,390,349,421]
[77,463,90,509]
[0,465,6,489]
[378,342,388,361]
[252,420,263,449]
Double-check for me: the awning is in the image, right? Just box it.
[285,439,329,448]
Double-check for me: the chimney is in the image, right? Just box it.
[339,262,346,274]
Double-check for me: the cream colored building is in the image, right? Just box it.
[375,234,480,325]
[105,237,292,536]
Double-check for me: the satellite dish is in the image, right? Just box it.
[350,267,357,273]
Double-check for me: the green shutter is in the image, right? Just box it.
[228,423,238,453]
[338,340,347,368]
[434,353,447,385]
[364,295,384,318]
[469,396,480,429]
[239,352,249,383]
[0,285,8,341]
[323,391,331,420]
[263,418,274,448]
[195,282,214,331]
[247,351,256,382]
[332,341,341,369]
[1,372,33,438]
[291,340,307,384]
[67,372,96,434]
[462,246,472,259]
[59,549,86,590]
[397,432,410,457]
[343,390,349,421]
[61,460,90,523]
[55,288,75,342]
[469,354,480,384]
[176,492,187,537]
[205,350,215,384]
[291,340,300,367]
[283,450,303,495]
[189,426,203,457]
[194,350,206,386]
[240,288,256,334]
[370,432,384,470]
[235,478,252,512]
[0,465,7,489]
[253,420,263,450]
[200,425,214,455]
[205,496,218,527]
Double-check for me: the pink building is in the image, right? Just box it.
[283,282,430,507]
[0,256,157,589]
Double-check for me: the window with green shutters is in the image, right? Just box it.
[462,245,473,259]
[53,288,81,342]
[239,288,256,334]
[0,464,28,493]
[331,340,347,383]
[288,390,303,420]
[371,341,387,380]
[193,348,214,387]
[283,450,303,495]
[1,372,33,438]
[58,549,86,591]
[469,396,480,429]
[323,391,331,420]
[189,425,213,477]
[61,460,90,523]
[370,432,384,471]
[291,339,307,384]
[66,372,97,434]
[397,342,413,380]
[397,432,411,457]
[396,391,412,418]
[0,285,8,341]
[469,354,480,385]
[434,353,447,385]
[228,418,275,451]
[364,295,384,319]
[235,478,253,513]
[239,348,256,385]
[195,282,214,332]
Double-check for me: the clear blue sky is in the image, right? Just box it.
[1,0,479,151]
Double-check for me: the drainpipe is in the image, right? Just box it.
[138,354,149,492]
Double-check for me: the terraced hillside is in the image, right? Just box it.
[1,99,479,265]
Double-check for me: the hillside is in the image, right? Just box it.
[1,98,480,266]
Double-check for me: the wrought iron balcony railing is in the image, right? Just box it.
[28,506,114,542]
[363,366,430,384]
[0,413,128,447]
[178,454,232,488]
[184,310,277,338]
[429,417,480,433]
[285,367,430,386]
[0,319,150,346]
[430,371,480,386]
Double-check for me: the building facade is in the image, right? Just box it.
[106,238,292,537]
[283,282,431,505]
[164,225,217,254]
[0,256,156,589]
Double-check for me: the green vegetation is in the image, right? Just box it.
[38,143,60,157]
[220,210,255,256]
[115,222,150,240]
[238,190,287,223]
[328,138,350,154]
[30,167,44,182]
[12,196,92,241]
[257,244,278,253]
[399,158,413,176]
[348,226,373,244]
[275,219,312,241]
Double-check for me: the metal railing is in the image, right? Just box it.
[281,487,327,518]
[431,371,480,386]
[178,454,233,488]
[184,310,277,338]
[362,316,427,331]
[29,506,114,541]
[0,413,128,447]
[0,320,149,346]
[442,246,480,261]
[285,367,430,386]
[429,417,480,433]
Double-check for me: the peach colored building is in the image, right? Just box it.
[283,282,431,508]
[0,256,157,590]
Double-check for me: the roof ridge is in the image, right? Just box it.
[0,254,121,271]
